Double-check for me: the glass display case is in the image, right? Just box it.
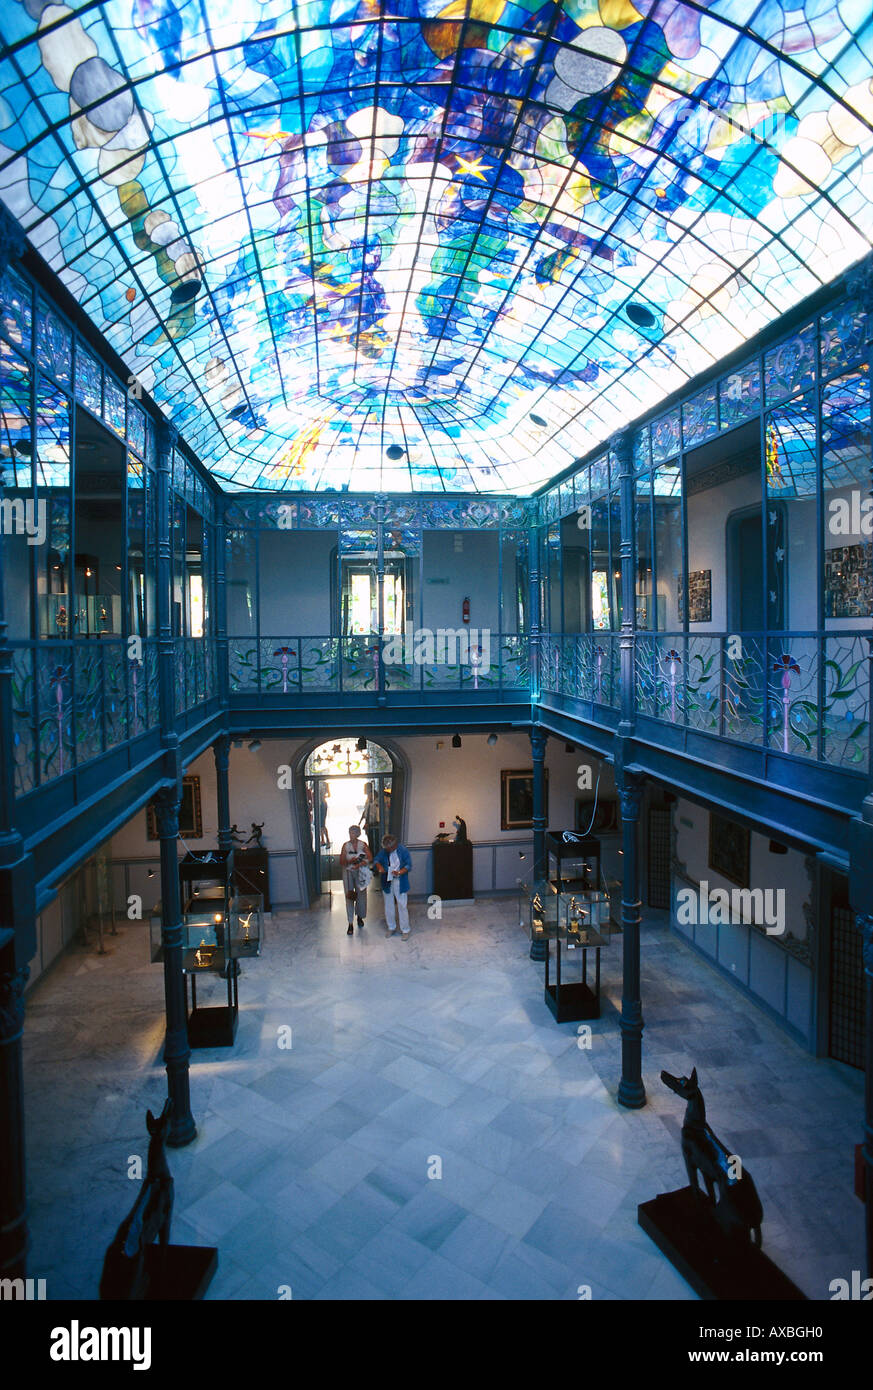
[529,879,608,1023]
[149,892,263,968]
[528,879,610,941]
[149,874,263,1048]
[546,831,601,895]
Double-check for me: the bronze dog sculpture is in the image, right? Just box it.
[100,1100,174,1299]
[661,1067,763,1247]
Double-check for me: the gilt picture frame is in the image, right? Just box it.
[501,768,548,831]
[146,775,203,841]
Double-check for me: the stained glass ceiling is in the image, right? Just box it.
[1,2,872,493]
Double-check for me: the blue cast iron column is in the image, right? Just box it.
[614,427,636,738]
[860,916,873,1281]
[153,420,195,1146]
[0,957,30,1282]
[846,253,873,1279]
[616,766,647,1108]
[153,787,196,1147]
[156,421,179,754]
[0,203,37,1280]
[215,496,229,710]
[528,506,542,702]
[214,734,232,855]
[529,726,549,962]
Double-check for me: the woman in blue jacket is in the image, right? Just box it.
[373,833,412,939]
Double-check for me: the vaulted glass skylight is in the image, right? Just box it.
[1,1,872,492]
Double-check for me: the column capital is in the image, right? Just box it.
[0,206,26,278]
[0,964,29,1041]
[608,428,635,473]
[152,785,181,840]
[530,726,548,761]
[616,766,646,821]
[213,733,230,773]
[156,419,179,468]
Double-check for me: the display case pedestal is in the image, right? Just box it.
[638,1188,806,1301]
[432,838,474,902]
[142,1243,218,1300]
[544,929,602,1022]
[186,967,238,1048]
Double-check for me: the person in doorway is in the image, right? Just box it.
[340,825,372,934]
[359,781,380,847]
[319,782,331,846]
[373,833,412,940]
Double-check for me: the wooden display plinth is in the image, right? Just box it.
[638,1187,807,1301]
[187,1004,238,1049]
[544,980,600,1022]
[142,1244,218,1300]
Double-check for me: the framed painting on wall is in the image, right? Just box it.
[575,798,618,834]
[501,769,548,831]
[708,812,750,888]
[678,569,712,623]
[824,543,872,618]
[146,775,203,841]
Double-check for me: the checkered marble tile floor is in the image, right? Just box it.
[22,894,865,1300]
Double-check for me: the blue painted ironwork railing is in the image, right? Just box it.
[540,631,869,772]
[228,634,530,697]
[538,633,622,711]
[176,637,218,714]
[9,638,161,796]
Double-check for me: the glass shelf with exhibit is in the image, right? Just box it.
[529,879,609,1023]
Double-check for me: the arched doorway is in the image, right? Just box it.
[298,737,403,899]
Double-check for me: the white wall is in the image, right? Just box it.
[259,530,334,635]
[671,797,814,1044]
[686,472,759,631]
[421,532,499,633]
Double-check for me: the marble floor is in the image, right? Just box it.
[22,894,865,1301]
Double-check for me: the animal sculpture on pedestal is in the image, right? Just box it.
[100,1101,174,1299]
[661,1067,763,1247]
[453,815,468,843]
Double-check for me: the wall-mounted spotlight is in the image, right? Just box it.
[356,736,367,751]
[768,840,788,855]
[487,733,498,746]
[248,739,262,752]
[452,734,462,749]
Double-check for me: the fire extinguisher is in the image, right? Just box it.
[462,597,470,625]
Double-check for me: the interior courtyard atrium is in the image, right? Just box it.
[1,0,873,1321]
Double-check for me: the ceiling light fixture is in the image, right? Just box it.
[385,444,405,460]
[356,736,367,751]
[487,733,497,746]
[452,734,462,748]
[626,301,657,329]
[248,739,262,752]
